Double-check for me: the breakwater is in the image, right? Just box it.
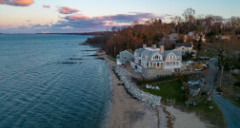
[113,65,161,106]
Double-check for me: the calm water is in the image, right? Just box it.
[0,34,111,128]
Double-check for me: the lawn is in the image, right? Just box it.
[188,98,226,127]
[139,79,226,127]
[224,75,240,108]
[205,48,217,58]
[107,55,116,61]
[224,95,240,108]
[233,86,240,93]
[235,75,240,82]
[139,80,186,104]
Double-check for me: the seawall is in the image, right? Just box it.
[113,65,161,106]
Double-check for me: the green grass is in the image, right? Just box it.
[138,79,226,127]
[140,80,186,104]
[205,48,217,58]
[235,75,240,83]
[188,98,226,127]
[224,95,240,108]
[107,55,116,61]
[233,86,240,93]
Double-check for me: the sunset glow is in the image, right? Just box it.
[0,0,239,33]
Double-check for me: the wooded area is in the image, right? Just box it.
[84,8,240,58]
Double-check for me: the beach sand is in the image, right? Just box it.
[102,55,210,128]
[103,55,159,128]
[166,106,210,128]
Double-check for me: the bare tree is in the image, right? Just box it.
[204,15,213,34]
[213,39,239,88]
[173,16,182,34]
[182,8,196,33]
[212,16,223,35]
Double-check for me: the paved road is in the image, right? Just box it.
[205,58,218,92]
[206,58,240,127]
[213,95,240,128]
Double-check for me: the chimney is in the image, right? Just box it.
[160,44,164,53]
[143,44,146,49]
[152,44,156,49]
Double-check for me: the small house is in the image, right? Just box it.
[117,49,134,65]
[174,43,195,55]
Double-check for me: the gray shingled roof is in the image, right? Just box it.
[164,50,181,57]
[142,49,157,61]
[135,47,181,61]
[135,48,144,53]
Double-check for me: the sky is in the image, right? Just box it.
[0,0,239,33]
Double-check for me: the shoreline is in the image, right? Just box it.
[102,55,159,128]
[101,54,211,128]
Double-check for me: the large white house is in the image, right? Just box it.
[131,44,182,77]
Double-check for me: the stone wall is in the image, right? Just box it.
[114,65,161,106]
[142,68,172,79]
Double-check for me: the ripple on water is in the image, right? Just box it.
[0,34,111,128]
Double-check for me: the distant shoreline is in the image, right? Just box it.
[0,31,112,36]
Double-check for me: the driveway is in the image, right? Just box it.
[204,58,218,92]
[206,58,240,127]
[213,95,240,128]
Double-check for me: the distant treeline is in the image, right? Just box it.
[35,31,111,35]
[84,8,240,56]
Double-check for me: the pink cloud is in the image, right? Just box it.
[55,12,158,30]
[58,6,79,14]
[0,0,34,6]
[66,15,90,21]
[43,5,50,8]
[0,0,6,4]
[0,12,163,33]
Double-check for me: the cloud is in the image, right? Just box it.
[58,6,79,14]
[0,0,34,6]
[0,12,164,33]
[103,13,156,23]
[50,12,158,32]
[65,14,90,21]
[0,0,6,4]
[43,5,50,8]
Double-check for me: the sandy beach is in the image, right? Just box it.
[102,55,210,128]
[103,55,159,128]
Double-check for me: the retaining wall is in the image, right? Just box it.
[114,65,161,106]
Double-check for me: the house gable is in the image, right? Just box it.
[151,53,163,60]
[166,52,177,61]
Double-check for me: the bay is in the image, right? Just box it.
[0,34,111,128]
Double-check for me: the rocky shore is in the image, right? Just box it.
[103,55,159,128]
[102,54,209,128]
[113,65,162,107]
